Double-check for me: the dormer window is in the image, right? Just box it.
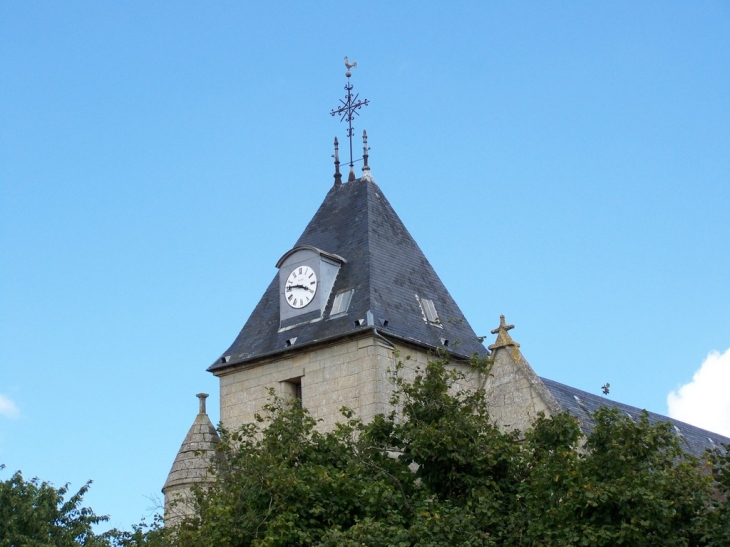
[417,295,441,327]
[330,289,354,317]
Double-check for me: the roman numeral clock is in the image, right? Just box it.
[285,265,317,309]
[276,246,346,329]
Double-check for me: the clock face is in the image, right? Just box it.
[285,266,318,309]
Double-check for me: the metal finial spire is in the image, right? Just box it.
[333,137,342,187]
[330,56,369,175]
[362,130,370,175]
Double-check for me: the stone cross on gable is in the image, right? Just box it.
[488,314,521,351]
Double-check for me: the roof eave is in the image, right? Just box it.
[208,325,488,375]
[208,325,381,375]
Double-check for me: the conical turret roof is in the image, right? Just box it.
[163,394,220,493]
[209,176,487,372]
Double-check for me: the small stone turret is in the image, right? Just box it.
[162,393,220,525]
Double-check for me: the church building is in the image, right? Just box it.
[163,64,729,523]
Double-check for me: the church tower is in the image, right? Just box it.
[208,161,488,431]
[163,59,730,522]
[206,61,488,434]
[163,62,491,517]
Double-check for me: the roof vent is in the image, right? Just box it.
[379,319,389,327]
[571,394,590,416]
[330,289,354,316]
[285,337,297,347]
[354,318,366,327]
[673,425,683,436]
[219,355,231,364]
[440,338,450,347]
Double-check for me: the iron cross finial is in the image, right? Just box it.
[330,56,369,172]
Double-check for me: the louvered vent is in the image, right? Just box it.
[417,295,441,327]
[330,289,354,316]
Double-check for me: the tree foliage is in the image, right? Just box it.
[3,353,728,545]
[0,465,172,547]
[165,354,729,546]
[0,465,110,547]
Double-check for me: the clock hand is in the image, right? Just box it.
[287,284,311,292]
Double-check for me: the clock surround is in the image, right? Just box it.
[276,246,346,329]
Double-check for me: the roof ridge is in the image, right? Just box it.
[364,177,379,326]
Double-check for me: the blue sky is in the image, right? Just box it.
[1,0,729,532]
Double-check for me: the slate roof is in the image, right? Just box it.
[541,376,730,458]
[209,175,488,372]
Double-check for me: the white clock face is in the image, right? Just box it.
[285,266,318,309]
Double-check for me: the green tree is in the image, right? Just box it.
[695,445,730,546]
[516,408,716,546]
[0,466,172,547]
[0,466,111,547]
[107,518,168,547]
[153,353,730,546]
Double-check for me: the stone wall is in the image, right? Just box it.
[217,334,558,436]
[218,333,406,431]
[483,345,561,433]
[216,335,473,432]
